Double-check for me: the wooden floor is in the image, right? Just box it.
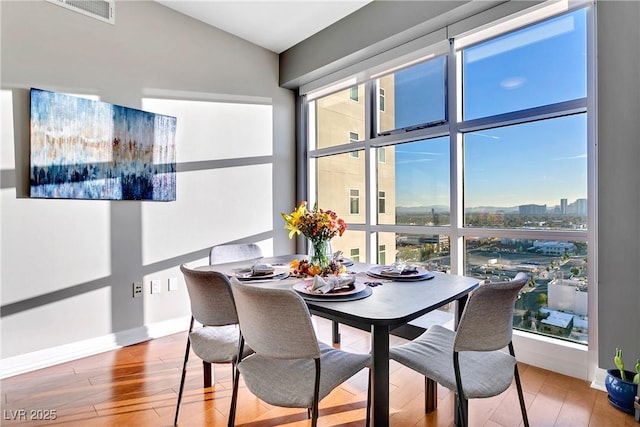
[2,317,638,427]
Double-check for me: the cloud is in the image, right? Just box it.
[396,158,434,165]
[553,153,587,160]
[501,77,526,89]
[472,132,500,140]
[395,150,444,155]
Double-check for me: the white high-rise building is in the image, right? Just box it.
[548,278,588,316]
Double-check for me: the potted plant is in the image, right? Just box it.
[605,348,639,414]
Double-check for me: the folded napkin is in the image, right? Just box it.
[381,264,419,276]
[251,263,274,276]
[308,274,355,294]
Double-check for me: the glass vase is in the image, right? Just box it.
[308,238,332,272]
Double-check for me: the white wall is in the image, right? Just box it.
[595,0,640,368]
[0,0,296,373]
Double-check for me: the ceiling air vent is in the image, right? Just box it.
[47,0,115,24]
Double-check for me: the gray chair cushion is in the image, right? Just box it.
[390,324,516,399]
[238,341,370,408]
[190,324,247,363]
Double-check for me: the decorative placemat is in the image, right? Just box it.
[294,285,373,302]
[367,265,435,281]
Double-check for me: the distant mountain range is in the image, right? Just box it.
[396,205,521,214]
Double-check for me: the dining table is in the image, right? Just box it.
[198,254,480,427]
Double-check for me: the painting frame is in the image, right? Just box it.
[29,88,177,201]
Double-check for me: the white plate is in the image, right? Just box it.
[234,266,290,280]
[293,280,366,297]
[367,265,435,281]
[337,257,354,267]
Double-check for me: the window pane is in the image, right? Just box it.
[315,85,365,149]
[378,56,447,134]
[330,229,365,263]
[465,237,588,344]
[378,232,450,272]
[316,151,366,224]
[463,9,587,120]
[349,132,359,158]
[378,137,450,225]
[350,189,360,214]
[378,191,386,214]
[379,244,386,265]
[463,115,587,230]
[349,86,359,101]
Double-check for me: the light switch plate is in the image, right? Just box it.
[151,280,161,294]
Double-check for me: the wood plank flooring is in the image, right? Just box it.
[2,317,638,426]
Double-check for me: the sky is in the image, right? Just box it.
[394,8,588,209]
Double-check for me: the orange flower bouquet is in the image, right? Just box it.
[281,201,347,276]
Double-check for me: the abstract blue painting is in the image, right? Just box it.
[29,88,177,201]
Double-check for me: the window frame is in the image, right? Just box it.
[302,2,596,379]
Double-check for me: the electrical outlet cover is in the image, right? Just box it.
[133,282,143,298]
[151,279,161,294]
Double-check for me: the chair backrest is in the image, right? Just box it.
[209,243,263,265]
[230,277,320,360]
[454,272,528,352]
[180,264,238,327]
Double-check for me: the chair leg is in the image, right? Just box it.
[311,359,321,427]
[453,352,467,427]
[366,369,371,427]
[510,342,530,427]
[228,363,241,427]
[174,337,191,426]
[229,336,246,427]
[425,377,437,413]
[456,395,468,427]
[203,361,212,387]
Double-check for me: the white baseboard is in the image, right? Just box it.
[512,330,591,380]
[1,317,190,379]
[591,367,608,391]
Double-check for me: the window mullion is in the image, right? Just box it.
[449,39,464,275]
[365,80,375,262]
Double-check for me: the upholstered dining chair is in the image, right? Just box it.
[209,243,263,265]
[389,272,530,427]
[205,243,262,387]
[174,264,250,426]
[228,278,371,427]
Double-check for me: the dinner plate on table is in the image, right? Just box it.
[293,280,366,297]
[234,266,290,281]
[337,257,354,267]
[367,265,435,281]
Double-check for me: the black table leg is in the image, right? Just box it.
[370,324,390,427]
[332,320,340,344]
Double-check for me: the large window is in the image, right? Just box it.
[463,11,587,120]
[306,6,592,345]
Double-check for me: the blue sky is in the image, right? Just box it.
[394,8,587,209]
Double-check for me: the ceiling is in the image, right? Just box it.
[155,1,374,54]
